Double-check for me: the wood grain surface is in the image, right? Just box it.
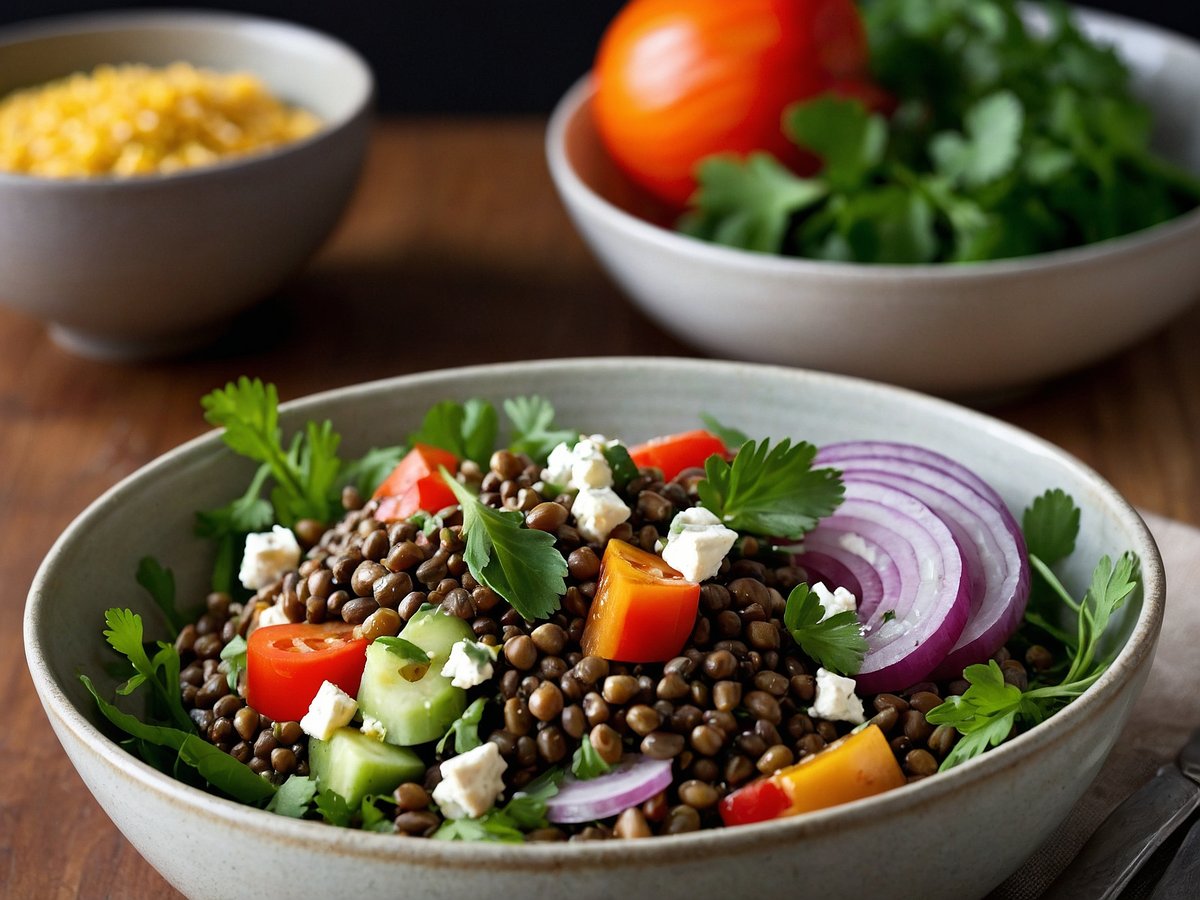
[3,118,1198,898]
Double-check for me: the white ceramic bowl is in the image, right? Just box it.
[25,358,1162,900]
[546,9,1200,396]
[0,10,373,360]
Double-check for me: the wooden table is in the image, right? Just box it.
[3,118,1199,898]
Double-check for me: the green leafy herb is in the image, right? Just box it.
[102,607,192,731]
[433,769,563,842]
[782,584,867,676]
[437,697,488,755]
[220,635,248,692]
[315,788,354,827]
[683,0,1200,264]
[409,399,498,467]
[697,439,843,539]
[504,396,578,465]
[570,734,614,780]
[1023,488,1080,565]
[882,610,897,623]
[194,464,274,593]
[267,774,319,818]
[374,636,431,682]
[201,378,342,526]
[700,414,750,449]
[340,445,407,498]
[135,557,187,638]
[440,468,567,621]
[928,505,1140,772]
[359,795,396,833]
[602,444,639,491]
[81,674,274,804]
[408,509,446,537]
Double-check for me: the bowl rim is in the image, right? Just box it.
[0,8,374,188]
[545,5,1200,281]
[23,357,1166,867]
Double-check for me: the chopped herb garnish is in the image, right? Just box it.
[373,637,431,682]
[437,697,488,755]
[194,464,274,593]
[569,734,614,780]
[315,788,354,827]
[440,467,567,621]
[135,556,188,638]
[697,438,843,539]
[267,774,319,818]
[102,607,192,731]
[433,769,563,842]
[409,399,498,467]
[700,413,750,449]
[504,396,578,465]
[782,584,867,676]
[220,634,248,692]
[340,445,407,498]
[602,443,639,491]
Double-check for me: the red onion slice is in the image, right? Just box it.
[545,754,673,824]
[801,481,970,693]
[815,443,1030,677]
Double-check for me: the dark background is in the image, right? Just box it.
[2,1,1198,114]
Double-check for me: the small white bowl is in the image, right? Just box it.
[25,358,1163,900]
[0,11,373,360]
[546,8,1200,396]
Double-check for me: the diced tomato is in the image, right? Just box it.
[246,622,368,723]
[373,444,459,523]
[628,429,728,481]
[719,724,905,826]
[581,540,701,663]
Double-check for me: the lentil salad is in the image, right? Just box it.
[85,379,1139,840]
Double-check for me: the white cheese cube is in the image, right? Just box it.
[542,435,617,491]
[432,741,508,819]
[661,507,738,583]
[441,639,498,689]
[571,486,630,543]
[811,582,858,621]
[809,667,866,725]
[238,525,301,590]
[299,680,358,741]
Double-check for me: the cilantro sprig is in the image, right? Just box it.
[504,396,578,465]
[927,491,1140,770]
[437,697,488,755]
[782,584,867,676]
[697,438,843,539]
[570,734,614,780]
[440,468,567,621]
[409,399,498,467]
[682,0,1200,264]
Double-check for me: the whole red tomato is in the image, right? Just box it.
[593,0,871,208]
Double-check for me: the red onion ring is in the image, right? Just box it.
[545,754,674,824]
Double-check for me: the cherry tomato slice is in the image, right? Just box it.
[246,622,368,723]
[581,539,701,663]
[373,443,459,523]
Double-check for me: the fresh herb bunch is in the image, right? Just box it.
[681,0,1200,263]
[926,490,1140,770]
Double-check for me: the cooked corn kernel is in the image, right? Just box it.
[0,62,321,177]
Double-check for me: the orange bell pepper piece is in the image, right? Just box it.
[719,724,906,826]
[373,444,459,523]
[628,429,728,481]
[581,540,701,663]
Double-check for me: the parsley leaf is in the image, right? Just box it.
[782,584,867,676]
[441,468,567,621]
[409,399,498,467]
[930,91,1024,188]
[220,635,248,692]
[194,463,274,593]
[340,445,407,498]
[374,636,431,682]
[784,95,888,191]
[570,734,614,780]
[201,378,342,526]
[602,444,639,492]
[504,396,578,465]
[1022,488,1080,565]
[437,697,488,755]
[267,774,319,818]
[697,439,843,539]
[315,788,354,827]
[700,414,750,449]
[102,607,192,731]
[359,795,396,833]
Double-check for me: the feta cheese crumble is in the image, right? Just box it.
[299,680,358,741]
[238,525,301,590]
[441,639,498,689]
[256,600,290,629]
[809,667,866,725]
[661,507,738,583]
[571,486,631,543]
[542,435,619,491]
[432,741,508,819]
[811,582,858,621]
[360,714,387,743]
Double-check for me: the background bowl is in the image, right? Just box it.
[546,8,1200,396]
[25,358,1163,900]
[0,10,372,360]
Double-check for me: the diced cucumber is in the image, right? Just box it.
[356,607,474,746]
[308,727,425,806]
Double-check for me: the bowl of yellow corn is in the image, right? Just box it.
[0,10,373,359]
